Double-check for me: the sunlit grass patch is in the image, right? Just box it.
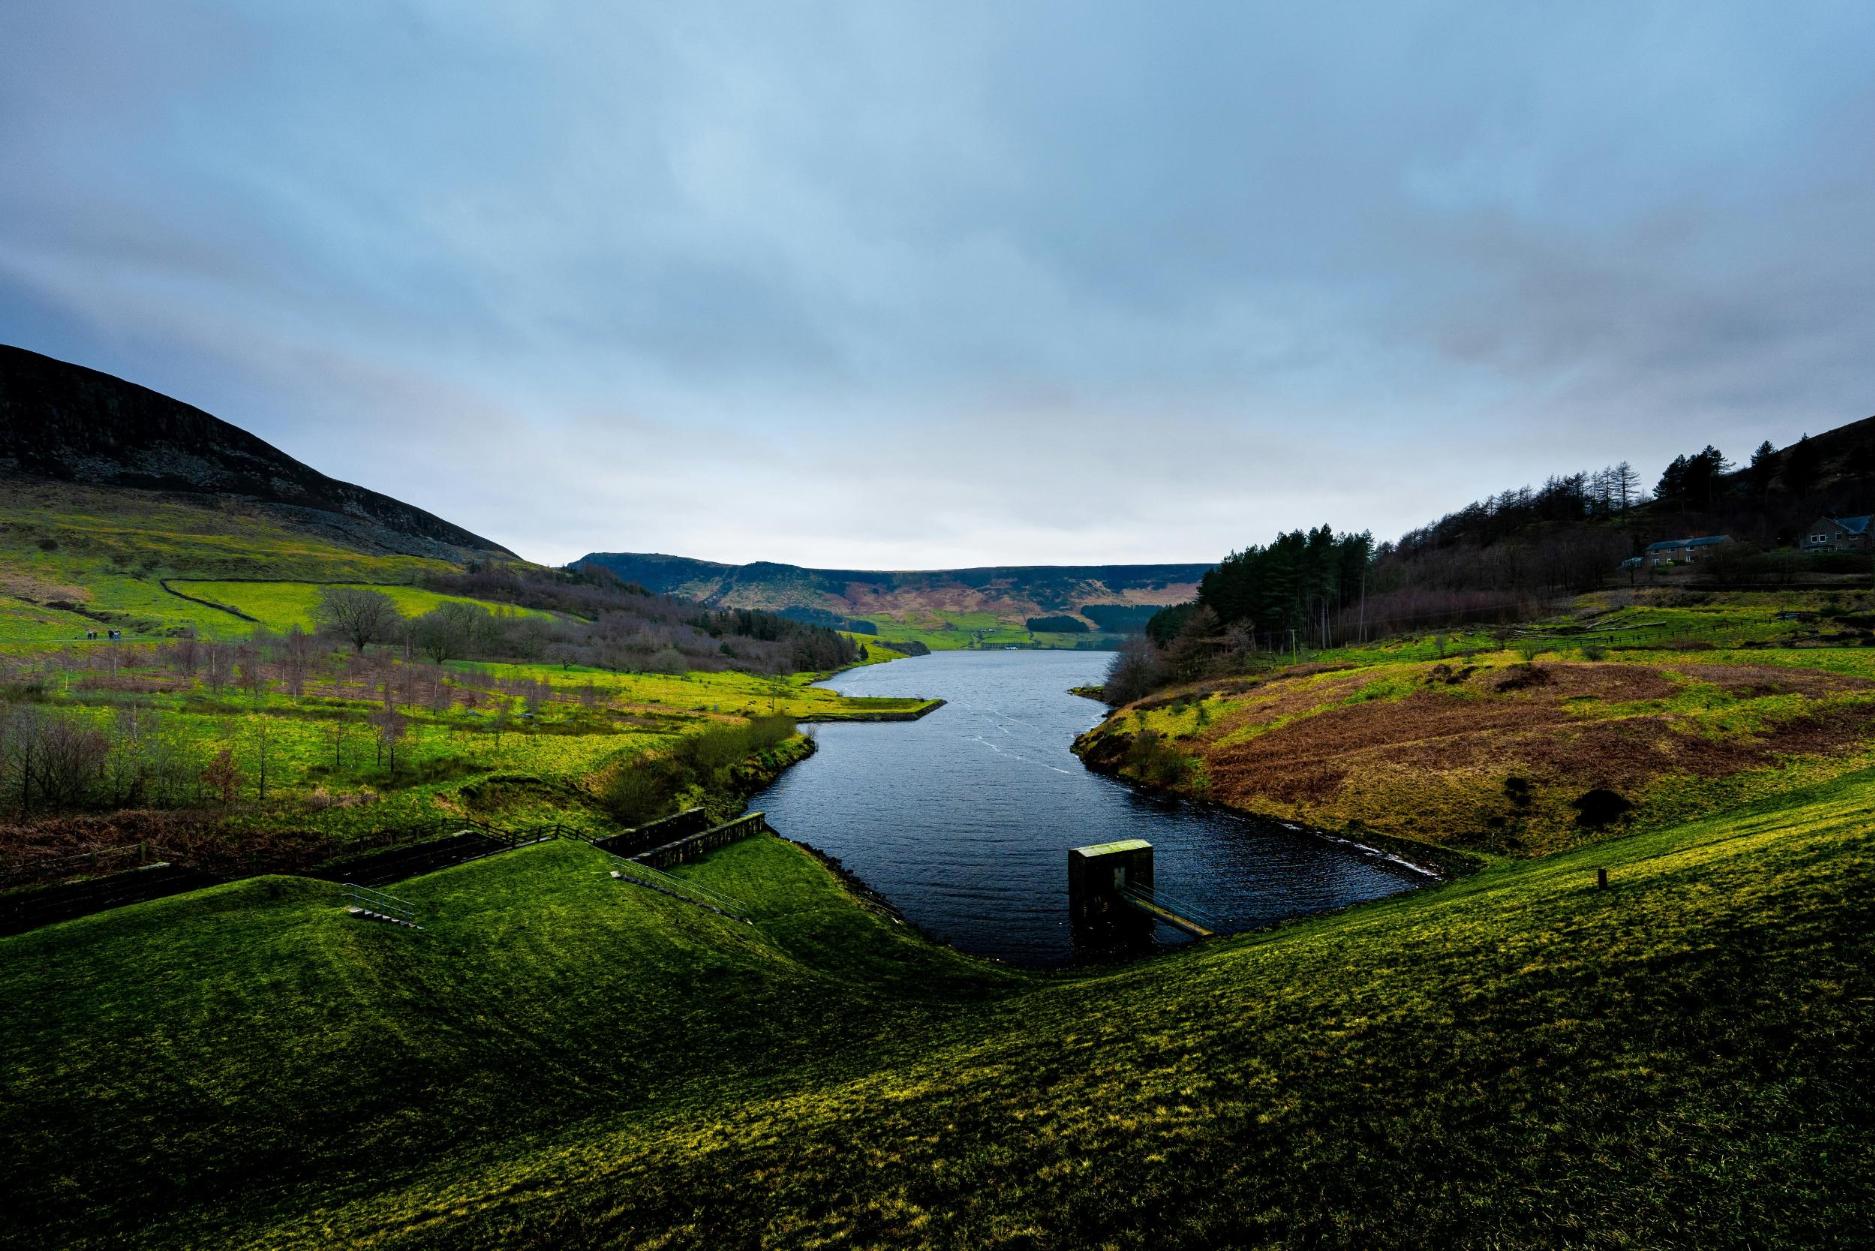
[170,580,555,632]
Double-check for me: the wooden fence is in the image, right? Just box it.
[632,812,770,869]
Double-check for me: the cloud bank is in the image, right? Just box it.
[3,1,1872,566]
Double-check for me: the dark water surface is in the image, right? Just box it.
[751,650,1429,966]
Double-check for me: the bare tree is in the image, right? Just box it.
[314,586,402,654]
[202,643,234,693]
[201,748,241,806]
[236,649,265,697]
[411,602,489,666]
[252,714,276,803]
[282,625,316,697]
[373,707,407,776]
[34,714,109,808]
[1104,635,1169,706]
[1612,461,1641,512]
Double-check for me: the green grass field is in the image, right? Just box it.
[169,580,557,631]
[3,650,928,860]
[0,483,456,641]
[451,659,939,721]
[2,761,1869,1248]
[860,608,1116,651]
[0,480,938,872]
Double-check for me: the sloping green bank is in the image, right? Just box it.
[4,772,1873,1248]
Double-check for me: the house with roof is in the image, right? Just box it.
[1643,535,1732,567]
[1801,514,1872,552]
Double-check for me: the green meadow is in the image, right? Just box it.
[168,579,557,631]
[863,608,1112,651]
[0,483,454,641]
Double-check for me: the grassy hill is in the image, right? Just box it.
[1078,589,1875,856]
[2,766,1869,1248]
[0,479,467,641]
[0,346,522,644]
[576,551,1212,648]
[0,345,509,561]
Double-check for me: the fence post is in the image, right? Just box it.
[1596,867,1608,890]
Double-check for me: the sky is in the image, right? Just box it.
[3,2,1873,569]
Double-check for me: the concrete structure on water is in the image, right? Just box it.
[1068,838,1157,948]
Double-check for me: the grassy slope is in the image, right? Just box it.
[451,659,939,721]
[2,774,1870,1249]
[1080,593,1875,855]
[169,580,555,631]
[0,482,454,641]
[861,608,1109,651]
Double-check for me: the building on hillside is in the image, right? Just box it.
[1643,535,1732,566]
[1801,515,1873,552]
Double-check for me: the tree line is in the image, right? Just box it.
[1111,423,1875,704]
[425,563,860,674]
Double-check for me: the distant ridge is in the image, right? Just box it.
[575,551,1212,633]
[0,344,512,561]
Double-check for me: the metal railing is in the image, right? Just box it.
[343,882,421,928]
[591,845,753,923]
[1118,882,1226,938]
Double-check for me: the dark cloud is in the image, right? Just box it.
[2,2,1871,566]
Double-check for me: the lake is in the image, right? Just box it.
[751,649,1429,966]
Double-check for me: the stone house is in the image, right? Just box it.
[1800,515,1872,552]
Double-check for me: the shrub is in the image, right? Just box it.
[602,715,797,827]
[1125,730,1189,787]
[1495,665,1553,692]
[601,759,682,828]
[1104,636,1168,706]
[1025,615,1090,634]
[1571,788,1633,829]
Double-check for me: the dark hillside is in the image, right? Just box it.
[0,345,511,562]
[1356,413,1875,635]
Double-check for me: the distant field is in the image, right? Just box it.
[864,608,1116,651]
[169,580,556,632]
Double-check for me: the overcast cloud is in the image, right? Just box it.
[3,1,1872,567]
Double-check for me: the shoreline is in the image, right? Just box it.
[1071,726,1485,881]
[747,649,1472,970]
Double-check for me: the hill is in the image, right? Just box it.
[575,551,1211,647]
[0,345,509,562]
[0,347,869,680]
[1082,594,1875,853]
[2,772,1869,1248]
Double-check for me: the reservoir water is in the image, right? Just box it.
[751,649,1428,966]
